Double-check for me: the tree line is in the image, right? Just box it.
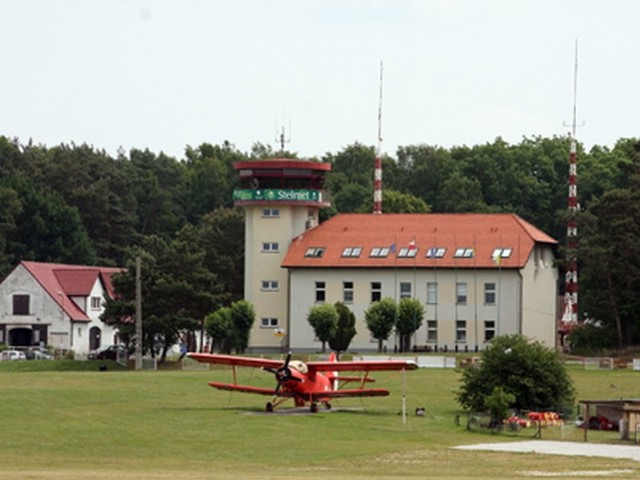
[1,134,639,353]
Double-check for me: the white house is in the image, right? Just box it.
[0,261,124,358]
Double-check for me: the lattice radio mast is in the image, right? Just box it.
[563,40,580,331]
[373,61,384,214]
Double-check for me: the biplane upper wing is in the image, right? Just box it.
[188,353,284,369]
[306,359,418,373]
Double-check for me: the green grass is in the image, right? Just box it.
[0,362,639,479]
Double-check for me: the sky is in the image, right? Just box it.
[1,0,639,160]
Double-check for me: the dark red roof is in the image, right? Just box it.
[282,213,557,269]
[234,158,331,172]
[21,261,124,321]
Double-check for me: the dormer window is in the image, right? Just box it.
[305,247,325,258]
[342,247,362,258]
[426,247,446,258]
[91,297,101,310]
[454,248,475,258]
[370,247,390,258]
[397,247,418,258]
[492,247,512,259]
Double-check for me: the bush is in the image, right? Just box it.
[457,335,575,414]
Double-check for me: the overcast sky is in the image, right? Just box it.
[1,1,638,160]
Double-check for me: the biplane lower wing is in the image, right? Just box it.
[208,382,294,397]
[311,388,390,399]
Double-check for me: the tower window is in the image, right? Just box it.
[262,242,279,252]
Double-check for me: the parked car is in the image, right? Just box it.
[89,345,130,361]
[33,350,53,360]
[0,350,27,361]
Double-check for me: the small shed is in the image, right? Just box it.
[579,399,640,442]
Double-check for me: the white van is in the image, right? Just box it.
[0,350,27,361]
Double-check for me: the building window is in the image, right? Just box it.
[484,283,496,305]
[371,282,382,303]
[261,318,278,328]
[341,247,362,258]
[456,320,467,342]
[484,320,496,342]
[315,281,326,303]
[12,294,30,315]
[261,280,279,291]
[262,208,280,218]
[427,320,438,343]
[426,247,446,258]
[491,247,512,261]
[262,242,279,253]
[397,247,418,258]
[305,247,325,258]
[343,281,354,303]
[454,248,475,258]
[370,247,390,258]
[91,296,101,310]
[456,283,467,304]
[400,282,412,299]
[426,282,438,305]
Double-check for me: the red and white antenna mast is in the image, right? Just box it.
[563,40,580,330]
[373,61,384,214]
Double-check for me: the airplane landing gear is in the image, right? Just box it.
[266,402,274,412]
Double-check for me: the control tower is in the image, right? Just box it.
[233,158,331,351]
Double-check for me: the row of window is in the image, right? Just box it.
[261,208,317,219]
[313,281,497,305]
[301,246,514,260]
[258,315,496,344]
[427,319,496,343]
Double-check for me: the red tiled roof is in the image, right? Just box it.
[282,213,557,269]
[21,261,124,322]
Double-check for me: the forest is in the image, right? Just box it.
[1,134,639,353]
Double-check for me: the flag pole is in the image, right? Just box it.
[402,367,407,424]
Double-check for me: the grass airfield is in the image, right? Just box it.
[0,360,639,479]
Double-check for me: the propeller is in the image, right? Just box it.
[264,352,301,397]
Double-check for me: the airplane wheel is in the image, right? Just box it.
[266,402,274,412]
[310,403,318,413]
[325,402,332,411]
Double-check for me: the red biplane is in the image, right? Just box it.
[188,352,417,412]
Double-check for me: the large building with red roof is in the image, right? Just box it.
[0,261,124,357]
[234,159,559,353]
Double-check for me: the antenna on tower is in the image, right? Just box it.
[275,112,291,154]
[373,60,384,214]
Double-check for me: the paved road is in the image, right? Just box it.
[456,440,640,462]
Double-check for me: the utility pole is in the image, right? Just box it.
[135,256,143,370]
